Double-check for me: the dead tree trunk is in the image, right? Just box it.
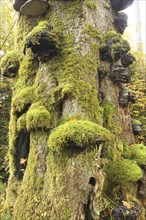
[1,0,146,219]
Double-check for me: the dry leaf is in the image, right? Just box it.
[20,158,27,164]
[122,200,132,209]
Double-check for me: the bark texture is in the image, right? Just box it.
[2,0,146,219]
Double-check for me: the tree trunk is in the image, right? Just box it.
[3,0,145,219]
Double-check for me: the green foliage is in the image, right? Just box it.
[106,159,143,185]
[48,120,110,152]
[128,51,146,142]
[0,79,11,182]
[0,0,14,52]
[124,144,146,165]
[26,103,51,130]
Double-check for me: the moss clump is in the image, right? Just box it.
[48,120,110,152]
[26,103,51,130]
[12,87,34,114]
[0,50,20,75]
[124,144,146,165]
[17,114,26,131]
[85,1,96,9]
[106,159,143,185]
[24,20,60,52]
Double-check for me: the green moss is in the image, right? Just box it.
[124,144,146,165]
[132,119,142,125]
[26,103,51,130]
[25,20,60,49]
[83,24,102,40]
[59,46,103,122]
[16,55,38,88]
[85,1,96,9]
[48,120,110,152]
[106,159,143,185]
[0,50,20,73]
[103,101,121,135]
[12,87,34,114]
[17,114,26,131]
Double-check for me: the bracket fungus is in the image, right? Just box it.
[119,87,136,107]
[24,21,59,61]
[121,53,136,68]
[110,0,134,11]
[113,203,141,220]
[13,0,27,12]
[114,12,128,34]
[110,64,131,83]
[48,120,110,153]
[132,120,143,136]
[20,0,50,16]
[0,51,20,78]
[99,32,130,62]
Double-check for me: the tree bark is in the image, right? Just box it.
[3,0,145,219]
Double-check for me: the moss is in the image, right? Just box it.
[16,55,38,88]
[59,46,103,122]
[124,144,146,165]
[132,119,142,125]
[82,24,102,40]
[103,101,121,135]
[17,114,27,131]
[85,1,96,9]
[48,120,110,152]
[24,20,60,49]
[12,87,34,114]
[0,50,20,73]
[26,103,51,130]
[106,159,143,185]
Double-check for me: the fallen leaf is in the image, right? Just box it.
[20,158,27,164]
[122,200,132,209]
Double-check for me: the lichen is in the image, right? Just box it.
[124,144,146,165]
[105,159,143,185]
[48,120,110,152]
[26,103,51,130]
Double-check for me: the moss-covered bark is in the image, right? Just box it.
[1,0,146,219]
